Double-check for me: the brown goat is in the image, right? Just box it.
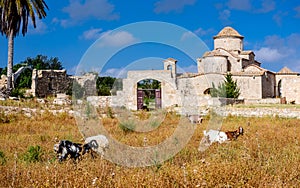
[225,127,244,140]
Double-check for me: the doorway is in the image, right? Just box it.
[137,79,161,110]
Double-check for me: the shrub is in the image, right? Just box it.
[106,106,114,118]
[210,73,240,98]
[119,120,136,133]
[22,145,43,163]
[0,112,9,123]
[10,88,25,98]
[0,151,7,165]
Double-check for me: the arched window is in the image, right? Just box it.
[278,80,282,97]
[203,88,212,95]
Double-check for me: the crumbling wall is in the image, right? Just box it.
[70,73,97,97]
[31,69,71,97]
[31,70,98,98]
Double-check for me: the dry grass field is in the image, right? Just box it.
[0,105,300,187]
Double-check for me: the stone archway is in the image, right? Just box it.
[121,70,177,110]
[137,79,161,110]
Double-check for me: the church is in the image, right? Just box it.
[113,27,300,111]
[196,26,300,103]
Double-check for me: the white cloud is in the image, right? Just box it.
[287,33,300,48]
[295,6,300,18]
[181,28,215,41]
[181,31,194,41]
[101,67,127,78]
[263,35,285,47]
[97,31,138,47]
[254,47,285,62]
[154,0,196,14]
[227,0,252,11]
[272,11,288,26]
[253,33,300,72]
[28,19,48,35]
[61,0,119,27]
[224,0,275,13]
[194,28,215,37]
[256,0,275,13]
[219,9,232,25]
[80,28,103,40]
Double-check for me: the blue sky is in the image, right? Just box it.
[1,0,300,77]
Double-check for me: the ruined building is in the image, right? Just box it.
[31,69,97,97]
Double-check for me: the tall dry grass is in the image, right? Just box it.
[0,110,300,187]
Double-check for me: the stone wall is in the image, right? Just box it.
[87,96,112,108]
[31,69,71,97]
[215,107,300,119]
[234,75,262,99]
[280,77,300,104]
[119,70,177,110]
[244,98,281,104]
[197,56,228,74]
[31,70,97,98]
[214,37,243,52]
[176,73,224,114]
[71,73,97,97]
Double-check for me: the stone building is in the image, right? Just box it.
[31,69,97,98]
[27,27,300,109]
[31,69,71,97]
[113,27,300,112]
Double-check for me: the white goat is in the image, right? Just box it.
[203,129,228,144]
[203,127,244,144]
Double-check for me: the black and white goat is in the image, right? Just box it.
[53,140,83,162]
[54,135,109,162]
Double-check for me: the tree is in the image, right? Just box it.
[1,54,63,89]
[210,73,240,98]
[96,76,117,96]
[0,0,48,93]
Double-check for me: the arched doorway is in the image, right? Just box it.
[137,79,161,110]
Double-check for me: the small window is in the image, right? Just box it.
[204,88,211,95]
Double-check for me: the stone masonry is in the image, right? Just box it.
[112,26,300,113]
[31,69,97,98]
[31,69,71,97]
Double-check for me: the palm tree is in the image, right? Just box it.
[0,0,48,94]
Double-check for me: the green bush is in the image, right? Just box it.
[210,73,240,98]
[106,107,114,118]
[0,151,7,165]
[10,88,25,98]
[119,121,136,133]
[22,145,43,163]
[0,112,9,123]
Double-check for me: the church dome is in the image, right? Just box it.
[214,27,244,39]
